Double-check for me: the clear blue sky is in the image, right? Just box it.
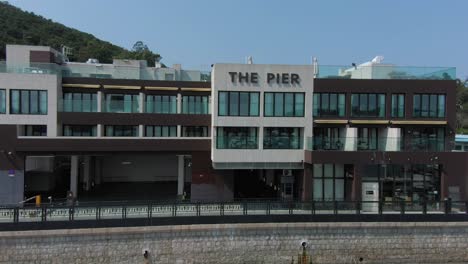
[8,0,468,79]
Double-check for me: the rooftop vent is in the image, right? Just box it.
[86,58,99,64]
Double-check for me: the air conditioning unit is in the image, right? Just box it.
[282,169,292,176]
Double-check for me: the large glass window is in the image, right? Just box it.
[363,164,441,203]
[410,127,445,151]
[62,92,98,112]
[104,125,138,137]
[63,125,97,136]
[313,127,345,150]
[351,93,385,117]
[264,92,305,117]
[216,127,258,149]
[313,164,346,201]
[22,125,47,136]
[413,94,445,118]
[145,95,177,114]
[218,91,259,116]
[0,89,5,114]
[104,94,139,113]
[391,94,405,118]
[10,90,47,114]
[145,126,177,137]
[182,95,210,114]
[357,127,378,150]
[313,93,345,117]
[263,127,303,149]
[182,126,209,137]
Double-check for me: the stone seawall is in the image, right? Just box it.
[1,222,468,264]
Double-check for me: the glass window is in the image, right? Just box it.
[351,93,385,117]
[314,93,345,117]
[216,127,258,149]
[182,95,210,114]
[63,125,97,137]
[10,90,47,114]
[413,94,445,118]
[357,128,378,150]
[391,94,405,118]
[144,126,177,137]
[313,127,345,150]
[264,92,305,117]
[410,127,445,151]
[313,164,346,201]
[104,125,138,137]
[105,94,139,113]
[22,125,47,136]
[218,91,259,116]
[62,92,97,112]
[182,126,209,137]
[0,89,6,114]
[263,127,302,149]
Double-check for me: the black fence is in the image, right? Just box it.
[1,200,467,231]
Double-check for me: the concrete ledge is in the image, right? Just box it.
[2,221,468,238]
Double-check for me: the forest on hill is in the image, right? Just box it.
[0,1,161,65]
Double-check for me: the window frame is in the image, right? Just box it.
[412,94,446,118]
[313,93,346,117]
[144,125,177,137]
[10,89,48,115]
[351,93,385,118]
[218,91,260,117]
[263,92,305,117]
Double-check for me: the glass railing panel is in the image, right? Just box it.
[102,100,140,113]
[307,137,448,152]
[263,136,303,149]
[215,136,259,149]
[0,61,60,75]
[316,65,455,80]
[59,99,98,112]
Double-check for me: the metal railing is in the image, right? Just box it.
[0,200,466,225]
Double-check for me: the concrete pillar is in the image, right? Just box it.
[97,124,103,137]
[177,93,182,114]
[139,125,144,137]
[83,156,91,191]
[177,155,185,198]
[70,155,79,198]
[177,125,182,137]
[97,91,102,112]
[139,92,144,113]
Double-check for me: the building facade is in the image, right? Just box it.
[0,44,466,205]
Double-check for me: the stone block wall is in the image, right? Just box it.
[1,222,468,263]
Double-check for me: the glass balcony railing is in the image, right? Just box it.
[307,137,450,152]
[102,100,140,113]
[0,61,211,82]
[215,136,259,149]
[59,99,98,112]
[316,65,456,80]
[0,61,60,75]
[263,136,303,149]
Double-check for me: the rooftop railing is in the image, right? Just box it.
[0,61,211,81]
[316,65,456,80]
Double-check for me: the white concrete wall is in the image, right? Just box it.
[0,73,60,137]
[211,64,314,167]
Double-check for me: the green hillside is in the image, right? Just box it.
[0,1,161,65]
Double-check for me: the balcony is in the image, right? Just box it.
[316,65,455,80]
[307,137,450,152]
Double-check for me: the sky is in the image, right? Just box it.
[8,0,468,79]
